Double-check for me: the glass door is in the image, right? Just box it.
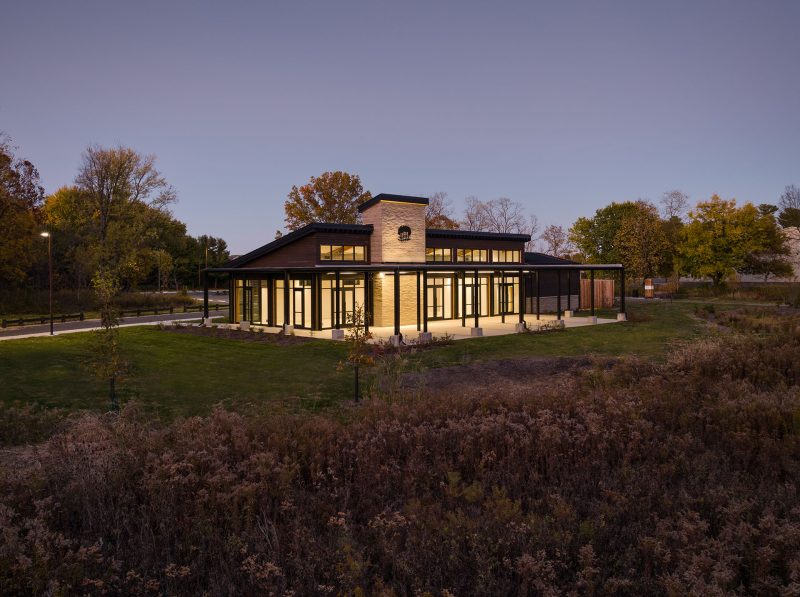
[293,288,305,328]
[341,286,356,326]
[427,285,445,319]
[499,282,514,314]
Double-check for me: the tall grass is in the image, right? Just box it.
[2,329,800,594]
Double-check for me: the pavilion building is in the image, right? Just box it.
[203,194,625,342]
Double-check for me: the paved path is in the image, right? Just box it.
[0,311,226,341]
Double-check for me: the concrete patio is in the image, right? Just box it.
[230,312,622,343]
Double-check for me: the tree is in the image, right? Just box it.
[426,192,458,229]
[678,195,769,286]
[525,214,540,253]
[460,196,535,236]
[740,204,792,281]
[660,190,690,220]
[613,202,670,282]
[0,136,45,288]
[569,201,647,264]
[284,171,371,230]
[539,225,572,258]
[461,196,489,231]
[87,270,127,411]
[778,185,800,230]
[338,303,374,402]
[75,145,175,243]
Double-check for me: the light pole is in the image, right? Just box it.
[40,231,53,335]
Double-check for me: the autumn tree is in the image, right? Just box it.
[425,192,458,229]
[0,136,45,288]
[87,270,127,411]
[284,171,371,230]
[338,303,374,402]
[740,204,792,281]
[569,201,647,264]
[678,195,776,286]
[75,145,175,243]
[539,225,572,258]
[613,202,670,282]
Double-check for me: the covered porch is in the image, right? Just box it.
[203,263,627,343]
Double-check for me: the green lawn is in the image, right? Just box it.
[0,302,704,418]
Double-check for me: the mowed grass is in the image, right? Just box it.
[0,301,704,418]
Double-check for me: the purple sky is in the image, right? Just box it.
[2,0,799,253]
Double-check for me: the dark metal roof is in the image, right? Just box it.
[357,193,429,212]
[524,252,578,265]
[224,223,373,268]
[427,229,531,242]
[207,263,623,274]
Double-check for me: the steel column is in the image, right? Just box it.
[422,270,429,333]
[394,268,401,336]
[590,269,595,316]
[620,267,626,315]
[519,272,525,324]
[461,271,466,327]
[567,270,572,311]
[416,270,421,331]
[364,271,370,333]
[335,271,341,329]
[473,269,479,329]
[283,271,290,326]
[556,270,562,320]
[536,271,540,320]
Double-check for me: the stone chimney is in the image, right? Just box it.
[358,194,428,263]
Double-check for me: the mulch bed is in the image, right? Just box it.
[159,324,314,346]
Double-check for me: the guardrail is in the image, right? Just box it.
[1,303,226,329]
[2,312,84,328]
[118,303,225,317]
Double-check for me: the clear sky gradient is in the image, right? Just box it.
[2,0,799,253]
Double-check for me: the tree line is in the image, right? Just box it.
[0,136,230,311]
[284,171,799,286]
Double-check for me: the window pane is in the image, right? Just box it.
[343,246,355,261]
[320,245,332,260]
[354,245,365,261]
[426,248,435,262]
[331,245,345,260]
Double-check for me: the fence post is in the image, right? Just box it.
[1,319,5,328]
[137,309,141,317]
[170,305,174,314]
[80,312,84,321]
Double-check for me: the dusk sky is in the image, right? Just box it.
[2,0,799,254]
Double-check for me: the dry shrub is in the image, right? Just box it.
[2,331,800,594]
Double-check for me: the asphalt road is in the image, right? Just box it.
[0,310,227,340]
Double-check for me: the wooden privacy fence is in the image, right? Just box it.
[580,278,615,309]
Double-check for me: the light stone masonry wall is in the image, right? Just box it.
[361,200,426,264]
[371,273,419,327]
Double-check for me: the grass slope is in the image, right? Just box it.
[0,302,702,417]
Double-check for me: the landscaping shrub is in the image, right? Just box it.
[2,330,800,594]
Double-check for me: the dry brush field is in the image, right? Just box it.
[1,306,800,595]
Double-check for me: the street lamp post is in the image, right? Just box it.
[40,232,53,335]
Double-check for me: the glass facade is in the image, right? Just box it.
[425,247,452,262]
[456,248,489,262]
[233,271,522,330]
[321,275,366,328]
[491,249,521,263]
[320,244,367,262]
